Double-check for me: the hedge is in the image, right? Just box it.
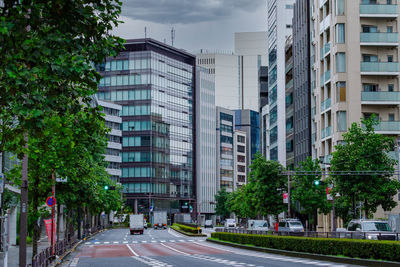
[211,232,400,262]
[172,223,202,234]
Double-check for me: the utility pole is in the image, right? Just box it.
[51,171,55,255]
[287,173,291,218]
[19,134,28,267]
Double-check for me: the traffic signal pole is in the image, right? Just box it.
[287,173,291,218]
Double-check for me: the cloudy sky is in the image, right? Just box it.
[113,0,267,54]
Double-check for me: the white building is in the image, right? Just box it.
[98,100,122,181]
[234,130,247,188]
[196,32,267,111]
[195,67,217,215]
[267,0,295,165]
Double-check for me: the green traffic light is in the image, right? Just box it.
[104,185,109,190]
[314,180,320,186]
[185,202,188,205]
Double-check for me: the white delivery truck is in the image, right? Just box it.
[129,214,144,235]
[153,211,167,229]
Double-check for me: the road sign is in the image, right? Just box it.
[150,206,153,212]
[283,193,288,203]
[46,196,56,207]
[326,187,333,201]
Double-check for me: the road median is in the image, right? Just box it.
[171,223,207,237]
[210,232,400,266]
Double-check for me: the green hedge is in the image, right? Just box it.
[172,223,202,234]
[211,232,400,262]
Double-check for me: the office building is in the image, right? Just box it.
[261,105,270,157]
[234,109,260,170]
[285,37,294,169]
[97,38,196,215]
[196,67,217,215]
[234,130,247,187]
[293,0,312,166]
[267,0,295,165]
[311,0,400,229]
[98,100,123,182]
[216,107,235,192]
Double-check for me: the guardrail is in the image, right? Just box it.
[215,228,400,241]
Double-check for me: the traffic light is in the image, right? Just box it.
[313,180,320,186]
[189,205,193,213]
[104,185,109,190]
[184,202,188,206]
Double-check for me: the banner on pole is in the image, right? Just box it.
[44,219,56,245]
[283,193,288,203]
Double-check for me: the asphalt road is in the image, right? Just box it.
[60,228,360,267]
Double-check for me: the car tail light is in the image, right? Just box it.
[163,224,166,226]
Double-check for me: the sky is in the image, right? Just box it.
[113,0,267,54]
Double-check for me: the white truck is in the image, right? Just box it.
[153,211,167,229]
[129,214,144,235]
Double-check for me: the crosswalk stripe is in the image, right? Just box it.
[113,241,119,244]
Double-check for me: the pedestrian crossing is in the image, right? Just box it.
[85,239,205,245]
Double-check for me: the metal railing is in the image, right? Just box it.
[215,228,400,240]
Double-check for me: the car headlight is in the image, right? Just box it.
[367,234,378,240]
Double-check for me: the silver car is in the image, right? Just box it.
[346,219,396,240]
[278,220,304,232]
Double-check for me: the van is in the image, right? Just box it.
[248,220,269,231]
[277,219,304,232]
[225,218,236,228]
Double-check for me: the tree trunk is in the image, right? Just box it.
[32,177,40,259]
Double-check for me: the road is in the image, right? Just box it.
[61,228,360,267]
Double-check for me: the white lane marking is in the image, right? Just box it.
[168,227,183,237]
[69,257,79,267]
[113,241,119,244]
[169,240,175,242]
[85,242,91,245]
[132,241,138,244]
[160,242,191,256]
[104,242,110,244]
[94,242,100,244]
[123,241,128,244]
[160,240,166,243]
[126,244,139,256]
[151,240,157,243]
[141,240,147,243]
[178,240,185,242]
[188,240,194,242]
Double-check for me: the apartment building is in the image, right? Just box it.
[267,0,296,165]
[285,37,295,169]
[311,0,400,229]
[234,130,247,188]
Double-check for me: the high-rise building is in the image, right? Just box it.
[98,100,123,182]
[216,107,235,192]
[285,37,294,169]
[197,32,267,111]
[97,38,196,215]
[234,109,260,171]
[234,130,247,188]
[293,0,312,166]
[196,67,217,215]
[267,0,295,165]
[311,0,400,229]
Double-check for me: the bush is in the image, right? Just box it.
[147,222,152,228]
[211,232,400,262]
[172,223,202,234]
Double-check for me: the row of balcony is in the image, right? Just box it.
[320,43,331,59]
[360,4,398,17]
[361,62,399,74]
[360,32,399,45]
[321,126,332,139]
[361,91,400,102]
[321,98,331,113]
[320,70,331,86]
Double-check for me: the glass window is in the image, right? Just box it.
[389,113,395,121]
[116,60,123,71]
[336,0,344,15]
[336,24,345,43]
[336,82,346,102]
[270,126,278,144]
[337,111,347,131]
[362,54,378,62]
[387,26,393,33]
[388,84,394,92]
[336,53,346,73]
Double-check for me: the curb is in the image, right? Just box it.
[52,229,107,266]
[170,226,207,237]
[207,238,400,267]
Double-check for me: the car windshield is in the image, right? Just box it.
[289,222,303,227]
[227,219,235,223]
[254,221,268,227]
[362,222,392,232]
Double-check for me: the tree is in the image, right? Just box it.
[228,185,257,220]
[291,157,331,230]
[330,116,400,218]
[248,153,287,219]
[215,188,231,219]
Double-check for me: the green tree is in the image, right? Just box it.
[248,153,287,219]
[228,184,257,220]
[291,157,331,230]
[215,188,231,219]
[330,117,400,218]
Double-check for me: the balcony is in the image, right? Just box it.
[311,107,316,118]
[361,91,400,104]
[373,121,400,133]
[319,14,331,34]
[324,155,332,165]
[324,70,331,82]
[321,126,332,139]
[320,42,331,59]
[360,32,399,46]
[285,79,293,89]
[360,4,398,18]
[360,62,399,75]
[312,133,316,145]
[285,60,293,74]
[321,98,331,112]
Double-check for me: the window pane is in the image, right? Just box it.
[336,24,345,43]
[336,0,344,15]
[336,53,346,72]
[337,111,347,131]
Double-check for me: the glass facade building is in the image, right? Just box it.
[97,39,196,214]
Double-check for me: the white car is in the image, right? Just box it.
[248,220,269,231]
[225,219,236,228]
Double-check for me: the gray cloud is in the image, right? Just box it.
[121,0,265,24]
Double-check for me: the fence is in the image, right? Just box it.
[215,228,400,241]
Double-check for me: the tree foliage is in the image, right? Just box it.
[247,153,287,218]
[291,157,331,224]
[215,188,231,219]
[228,185,257,219]
[330,117,400,217]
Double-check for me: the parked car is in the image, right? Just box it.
[277,219,304,233]
[346,219,396,240]
[248,220,269,231]
[205,220,213,228]
[225,218,236,228]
